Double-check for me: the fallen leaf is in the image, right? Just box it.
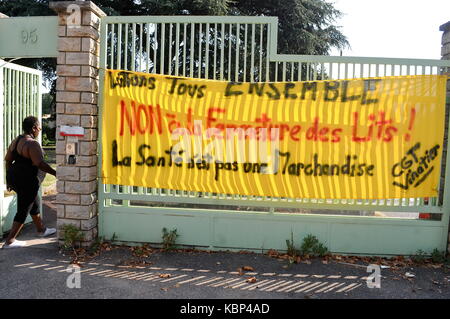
[246,277,257,283]
[159,274,171,278]
[430,264,442,269]
[161,287,168,291]
[267,249,279,257]
[238,268,244,276]
[322,260,328,265]
[242,266,254,271]
[405,272,415,278]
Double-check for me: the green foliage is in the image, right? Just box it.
[42,116,56,143]
[43,148,56,164]
[0,0,348,89]
[133,246,146,257]
[96,0,348,80]
[285,231,300,258]
[62,224,84,250]
[0,0,54,17]
[162,227,179,250]
[42,133,52,147]
[42,93,54,114]
[42,133,49,146]
[300,234,329,257]
[88,236,104,255]
[132,244,152,258]
[410,249,448,264]
[42,95,57,147]
[430,249,446,264]
[232,0,348,56]
[92,0,348,55]
[95,0,233,16]
[285,233,329,260]
[411,249,427,264]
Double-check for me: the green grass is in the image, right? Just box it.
[43,147,56,164]
[42,147,56,190]
[41,163,57,189]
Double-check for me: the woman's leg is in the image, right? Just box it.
[5,222,24,245]
[32,215,45,233]
[30,197,45,233]
[5,183,39,244]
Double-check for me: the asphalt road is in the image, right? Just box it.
[0,197,449,303]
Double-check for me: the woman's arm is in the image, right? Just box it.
[38,161,56,176]
[28,140,56,176]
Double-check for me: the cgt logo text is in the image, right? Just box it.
[180,303,269,316]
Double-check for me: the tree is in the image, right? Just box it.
[0,0,57,124]
[0,0,56,82]
[0,0,348,85]
[232,0,348,56]
[42,92,54,114]
[94,0,348,55]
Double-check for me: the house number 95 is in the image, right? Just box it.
[21,29,38,44]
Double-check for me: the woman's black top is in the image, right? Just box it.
[6,135,39,190]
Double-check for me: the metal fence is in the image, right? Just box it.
[99,16,450,215]
[0,59,42,185]
[0,59,42,233]
[98,15,450,253]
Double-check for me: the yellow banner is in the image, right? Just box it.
[102,70,447,199]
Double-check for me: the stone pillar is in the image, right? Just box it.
[440,21,450,254]
[50,1,105,247]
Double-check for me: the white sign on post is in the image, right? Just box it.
[60,125,85,137]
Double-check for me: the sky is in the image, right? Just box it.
[329,0,450,59]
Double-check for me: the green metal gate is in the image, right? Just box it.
[0,59,42,234]
[98,16,450,255]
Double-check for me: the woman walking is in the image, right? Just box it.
[3,116,57,248]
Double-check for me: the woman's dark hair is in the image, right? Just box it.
[22,116,40,134]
